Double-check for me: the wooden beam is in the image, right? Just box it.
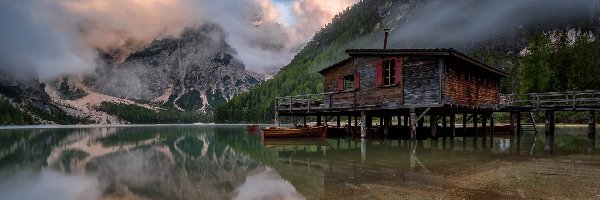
[482,114,487,149]
[410,108,417,142]
[361,111,367,138]
[490,113,495,149]
[463,112,468,150]
[317,115,322,127]
[545,111,555,155]
[473,113,478,150]
[337,115,341,127]
[450,114,456,151]
[589,111,596,154]
[509,112,516,154]
[430,114,438,152]
[516,112,522,154]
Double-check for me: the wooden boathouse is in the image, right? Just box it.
[275,32,600,154]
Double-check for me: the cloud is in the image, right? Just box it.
[387,0,599,50]
[0,0,358,79]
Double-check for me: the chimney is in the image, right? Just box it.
[383,28,390,49]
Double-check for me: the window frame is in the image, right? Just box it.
[343,75,354,91]
[383,60,395,86]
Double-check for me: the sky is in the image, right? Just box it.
[0,0,358,80]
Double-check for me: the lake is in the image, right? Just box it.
[0,125,599,199]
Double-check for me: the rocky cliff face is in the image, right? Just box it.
[92,23,262,112]
[0,23,263,124]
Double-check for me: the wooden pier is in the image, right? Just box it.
[275,90,600,154]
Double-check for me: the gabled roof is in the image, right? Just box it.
[318,48,509,78]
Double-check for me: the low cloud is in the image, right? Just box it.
[0,0,357,80]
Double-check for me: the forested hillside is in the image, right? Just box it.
[214,0,390,123]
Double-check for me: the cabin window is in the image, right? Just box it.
[343,75,354,91]
[383,60,395,86]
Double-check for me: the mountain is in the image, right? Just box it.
[92,24,262,112]
[214,0,600,123]
[0,23,263,125]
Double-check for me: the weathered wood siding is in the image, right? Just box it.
[323,56,405,109]
[443,59,500,107]
[322,54,500,109]
[403,57,441,105]
[323,60,355,109]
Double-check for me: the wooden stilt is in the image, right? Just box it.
[482,114,487,149]
[473,114,478,150]
[384,116,390,137]
[303,116,307,126]
[516,112,521,153]
[337,116,341,127]
[317,115,322,127]
[509,112,516,154]
[450,114,456,151]
[361,111,367,138]
[490,113,495,149]
[462,112,467,150]
[430,114,438,152]
[588,111,596,154]
[442,115,447,150]
[545,111,555,155]
[442,115,447,128]
[348,116,352,126]
[404,114,409,127]
[418,116,424,147]
[410,108,417,147]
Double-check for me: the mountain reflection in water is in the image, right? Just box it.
[0,125,599,199]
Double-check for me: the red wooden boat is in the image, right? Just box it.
[246,125,259,132]
[262,126,326,138]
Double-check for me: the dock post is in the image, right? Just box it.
[418,116,424,148]
[275,112,280,126]
[317,115,322,126]
[545,111,555,155]
[348,116,352,126]
[450,114,456,151]
[385,116,391,137]
[482,114,487,149]
[337,115,341,127]
[516,112,521,154]
[441,115,447,150]
[303,116,307,127]
[473,114,478,151]
[462,112,467,150]
[589,111,596,154]
[404,114,409,127]
[490,113,495,150]
[361,111,367,138]
[430,114,438,152]
[410,108,417,147]
[510,112,515,154]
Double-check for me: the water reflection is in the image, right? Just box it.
[0,125,599,199]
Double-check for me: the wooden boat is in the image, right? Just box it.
[246,125,259,132]
[262,126,326,138]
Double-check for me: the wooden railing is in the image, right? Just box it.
[275,92,332,113]
[499,90,600,110]
[276,90,600,113]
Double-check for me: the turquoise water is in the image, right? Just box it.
[0,125,598,199]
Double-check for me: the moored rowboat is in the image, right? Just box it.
[262,126,326,138]
[246,125,259,132]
